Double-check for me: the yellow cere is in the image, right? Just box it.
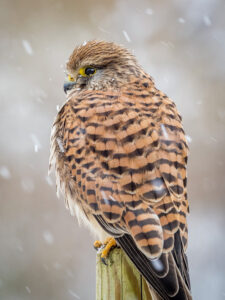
[67,74,75,82]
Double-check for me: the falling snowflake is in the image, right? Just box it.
[30,134,42,153]
[178,18,186,24]
[122,30,131,43]
[161,124,169,139]
[0,166,11,179]
[43,230,54,245]
[98,26,110,34]
[45,175,53,186]
[22,40,33,56]
[185,135,192,144]
[53,261,61,270]
[145,8,154,15]
[68,289,81,299]
[203,15,212,27]
[25,286,31,294]
[210,136,217,143]
[21,178,35,193]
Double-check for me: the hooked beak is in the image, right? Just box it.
[63,81,76,94]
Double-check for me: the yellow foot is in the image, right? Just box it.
[93,240,102,250]
[94,237,117,265]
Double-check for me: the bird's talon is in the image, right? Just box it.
[94,237,117,264]
[94,240,102,250]
[101,257,108,265]
[100,237,117,263]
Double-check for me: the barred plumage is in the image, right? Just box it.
[50,40,191,299]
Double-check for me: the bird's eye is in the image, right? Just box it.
[85,67,96,76]
[67,74,75,82]
[79,66,96,77]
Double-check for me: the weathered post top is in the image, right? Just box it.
[96,247,153,300]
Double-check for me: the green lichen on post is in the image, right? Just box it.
[96,247,152,300]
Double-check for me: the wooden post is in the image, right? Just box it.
[96,247,153,300]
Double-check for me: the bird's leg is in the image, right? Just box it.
[93,237,117,265]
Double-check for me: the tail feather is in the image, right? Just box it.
[116,233,192,300]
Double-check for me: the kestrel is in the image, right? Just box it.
[50,41,192,300]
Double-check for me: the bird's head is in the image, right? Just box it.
[63,40,143,94]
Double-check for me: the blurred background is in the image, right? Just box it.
[0,0,225,299]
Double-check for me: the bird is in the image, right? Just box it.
[49,40,192,300]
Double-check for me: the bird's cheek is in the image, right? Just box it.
[76,76,88,89]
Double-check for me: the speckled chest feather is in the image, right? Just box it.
[50,76,189,258]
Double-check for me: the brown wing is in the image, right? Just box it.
[50,79,191,299]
